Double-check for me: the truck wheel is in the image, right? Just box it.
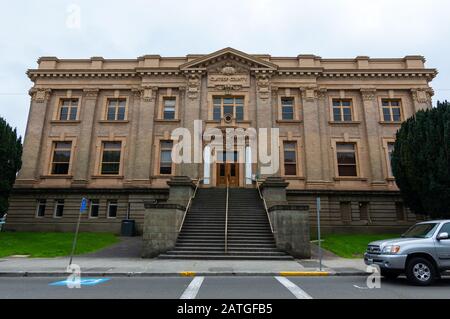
[406,257,436,286]
[380,269,400,280]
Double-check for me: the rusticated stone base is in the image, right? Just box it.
[269,205,311,259]
[141,203,185,258]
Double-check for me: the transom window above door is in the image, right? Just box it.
[213,96,244,121]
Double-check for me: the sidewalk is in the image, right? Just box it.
[0,255,368,277]
[0,238,369,277]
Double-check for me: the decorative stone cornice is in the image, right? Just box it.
[317,88,328,100]
[256,74,271,100]
[360,88,377,101]
[321,70,436,80]
[411,88,433,104]
[299,86,318,101]
[185,74,201,100]
[82,88,99,99]
[133,86,158,102]
[29,88,51,102]
[28,70,138,80]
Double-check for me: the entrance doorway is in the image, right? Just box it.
[216,151,239,187]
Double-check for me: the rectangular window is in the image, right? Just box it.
[283,141,297,176]
[36,199,46,217]
[395,202,405,221]
[163,97,176,120]
[387,142,395,176]
[89,199,100,218]
[58,99,79,121]
[51,141,72,175]
[381,99,402,122]
[212,96,244,121]
[235,97,244,121]
[340,202,352,223]
[106,98,126,121]
[281,97,294,120]
[332,99,353,122]
[359,202,369,221]
[107,200,118,218]
[336,143,358,177]
[54,199,64,218]
[159,140,173,175]
[101,141,122,175]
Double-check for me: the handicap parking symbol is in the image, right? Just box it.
[49,278,110,287]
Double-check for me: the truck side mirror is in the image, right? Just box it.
[437,232,449,240]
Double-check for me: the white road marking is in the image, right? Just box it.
[275,276,313,299]
[180,276,205,299]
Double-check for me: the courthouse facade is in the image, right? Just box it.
[7,48,436,234]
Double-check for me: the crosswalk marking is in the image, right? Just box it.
[275,276,313,299]
[180,276,205,299]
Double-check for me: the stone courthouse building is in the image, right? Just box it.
[7,47,437,236]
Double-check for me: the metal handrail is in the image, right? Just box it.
[225,176,229,253]
[178,178,202,233]
[256,180,274,233]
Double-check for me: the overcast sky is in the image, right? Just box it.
[1,0,449,138]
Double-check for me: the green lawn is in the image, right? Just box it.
[319,233,399,258]
[0,232,119,258]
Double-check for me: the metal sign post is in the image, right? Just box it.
[69,197,88,267]
[316,197,322,271]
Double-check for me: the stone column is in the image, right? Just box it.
[16,88,51,184]
[411,88,433,112]
[180,74,202,178]
[72,89,98,186]
[301,86,323,182]
[131,86,157,185]
[360,89,385,185]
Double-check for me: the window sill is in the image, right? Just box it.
[333,177,368,181]
[281,176,305,180]
[328,121,361,125]
[98,120,129,124]
[50,120,81,125]
[276,120,302,124]
[152,175,175,178]
[386,177,396,181]
[154,119,181,123]
[379,121,402,125]
[91,175,124,179]
[40,175,73,179]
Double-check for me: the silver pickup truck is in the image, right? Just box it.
[364,220,450,286]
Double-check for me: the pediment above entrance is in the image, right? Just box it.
[179,47,278,72]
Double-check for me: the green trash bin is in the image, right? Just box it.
[121,219,135,237]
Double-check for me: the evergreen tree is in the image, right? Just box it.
[0,117,22,217]
[391,101,450,218]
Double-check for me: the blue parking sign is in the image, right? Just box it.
[80,197,88,213]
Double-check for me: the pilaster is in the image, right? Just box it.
[360,88,385,186]
[72,88,99,186]
[300,86,324,182]
[131,85,158,185]
[16,88,51,184]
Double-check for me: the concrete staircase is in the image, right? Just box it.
[158,188,292,260]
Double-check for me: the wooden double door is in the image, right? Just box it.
[216,151,239,187]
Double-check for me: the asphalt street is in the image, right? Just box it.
[0,276,449,299]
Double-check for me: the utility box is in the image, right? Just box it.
[121,219,135,237]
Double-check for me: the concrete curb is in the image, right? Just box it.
[0,271,370,277]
